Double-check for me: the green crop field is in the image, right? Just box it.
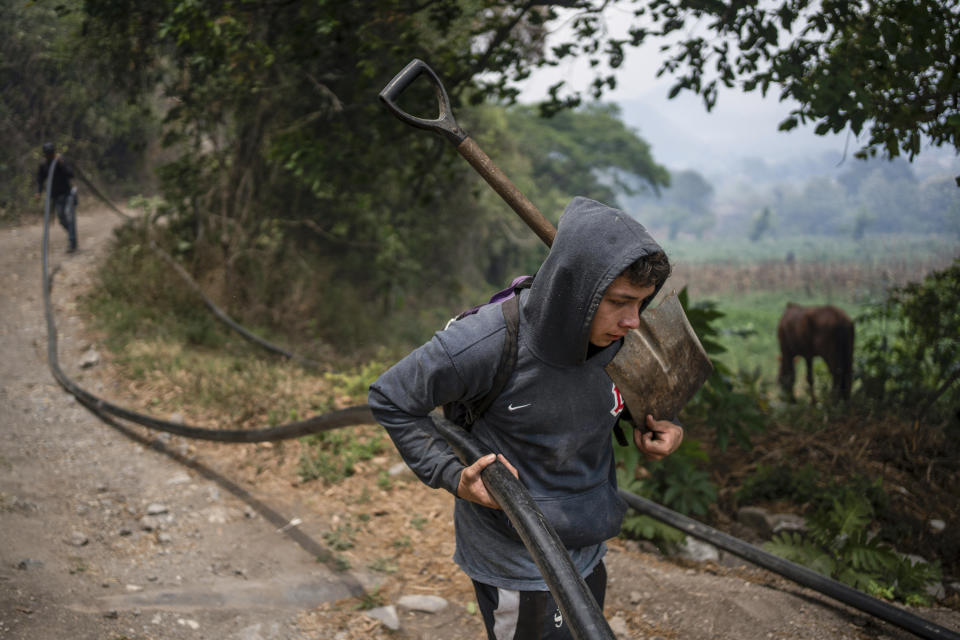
[653,233,960,396]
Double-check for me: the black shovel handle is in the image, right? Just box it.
[380,59,557,247]
[378,59,468,145]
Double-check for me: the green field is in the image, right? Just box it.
[655,233,960,395]
[703,291,869,393]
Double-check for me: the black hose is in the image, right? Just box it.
[41,164,373,443]
[432,413,616,640]
[618,490,960,640]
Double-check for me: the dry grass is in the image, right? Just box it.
[669,255,956,300]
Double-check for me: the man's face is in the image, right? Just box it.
[588,275,656,347]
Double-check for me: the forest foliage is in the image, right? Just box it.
[0,0,156,215]
[4,0,959,352]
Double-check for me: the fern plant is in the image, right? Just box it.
[764,493,942,605]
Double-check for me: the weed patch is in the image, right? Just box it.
[322,523,357,551]
[297,428,385,484]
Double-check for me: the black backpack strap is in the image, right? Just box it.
[613,422,629,447]
[465,294,521,426]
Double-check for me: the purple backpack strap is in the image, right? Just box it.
[454,275,533,321]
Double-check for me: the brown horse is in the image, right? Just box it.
[777,303,855,402]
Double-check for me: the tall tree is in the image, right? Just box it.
[78,1,671,347]
[79,2,549,321]
[506,102,668,203]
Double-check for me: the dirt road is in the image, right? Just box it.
[1,206,958,639]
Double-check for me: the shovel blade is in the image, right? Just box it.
[604,291,713,422]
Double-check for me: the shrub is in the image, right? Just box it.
[856,258,960,425]
[616,434,714,548]
[765,492,941,606]
[679,288,768,450]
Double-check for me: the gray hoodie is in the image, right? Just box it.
[368,197,665,589]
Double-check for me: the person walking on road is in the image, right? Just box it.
[369,197,683,639]
[36,142,78,253]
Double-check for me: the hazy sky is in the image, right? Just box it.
[513,17,851,178]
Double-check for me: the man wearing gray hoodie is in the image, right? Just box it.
[369,197,683,639]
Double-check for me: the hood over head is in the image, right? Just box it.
[522,197,665,366]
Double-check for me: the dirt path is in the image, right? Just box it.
[0,208,376,640]
[1,206,958,640]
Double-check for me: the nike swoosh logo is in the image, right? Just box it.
[507,403,531,411]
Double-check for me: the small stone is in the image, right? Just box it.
[157,532,173,545]
[125,584,143,592]
[904,553,928,566]
[12,497,38,512]
[118,527,132,536]
[146,503,168,516]
[629,591,643,605]
[67,531,89,547]
[388,462,415,478]
[929,519,946,534]
[206,506,229,524]
[769,513,806,534]
[397,594,448,613]
[166,472,191,486]
[103,610,119,619]
[608,614,629,636]
[927,582,946,601]
[79,349,100,369]
[677,537,719,563]
[365,605,400,630]
[737,506,772,536]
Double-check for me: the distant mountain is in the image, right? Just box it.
[616,87,849,182]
